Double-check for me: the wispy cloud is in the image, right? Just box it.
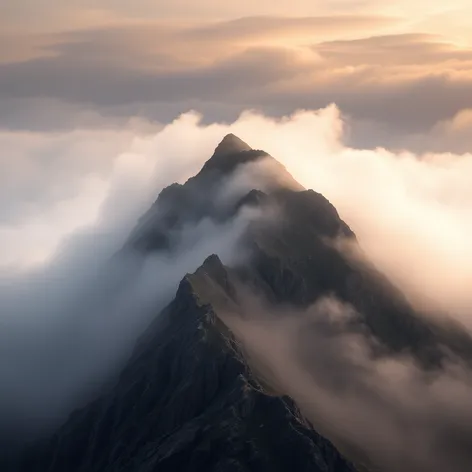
[1,105,471,457]
[2,21,472,152]
[220,294,472,472]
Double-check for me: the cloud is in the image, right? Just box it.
[314,33,472,65]
[0,114,269,439]
[210,107,472,328]
[0,1,395,33]
[218,294,472,472]
[0,213,252,438]
[406,108,472,153]
[3,0,470,34]
[2,105,471,457]
[0,44,309,106]
[2,22,472,153]
[348,106,472,154]
[3,105,472,319]
[0,16,393,66]
[0,126,153,267]
[183,15,395,43]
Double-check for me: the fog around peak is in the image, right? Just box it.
[1,105,471,452]
[220,294,472,472]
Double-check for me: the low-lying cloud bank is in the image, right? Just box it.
[220,295,472,472]
[1,106,471,457]
[0,119,263,438]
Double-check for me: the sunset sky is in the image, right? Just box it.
[1,1,472,269]
[2,5,472,457]
[2,1,472,151]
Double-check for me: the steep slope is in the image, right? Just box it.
[13,134,472,472]
[18,252,357,472]
[123,132,471,366]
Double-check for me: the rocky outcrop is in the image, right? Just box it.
[17,253,356,472]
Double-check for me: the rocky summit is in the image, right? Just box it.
[10,135,472,472]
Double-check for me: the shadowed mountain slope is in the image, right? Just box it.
[12,134,472,472]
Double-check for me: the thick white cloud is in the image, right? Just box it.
[1,105,471,442]
[0,112,262,436]
[0,114,224,269]
[3,105,472,316]
[194,106,472,326]
[219,295,472,472]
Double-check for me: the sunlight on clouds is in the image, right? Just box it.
[2,107,471,325]
[1,106,471,455]
[0,175,107,270]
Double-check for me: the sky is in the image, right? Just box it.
[1,0,472,151]
[2,0,471,272]
[1,0,472,456]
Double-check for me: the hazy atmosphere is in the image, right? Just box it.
[2,0,472,152]
[1,1,472,471]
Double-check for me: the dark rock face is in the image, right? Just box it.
[17,266,355,472]
[11,134,472,471]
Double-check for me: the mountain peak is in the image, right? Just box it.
[197,134,267,176]
[213,134,252,158]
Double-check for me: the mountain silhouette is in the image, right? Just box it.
[11,134,472,472]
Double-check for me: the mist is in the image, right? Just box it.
[211,106,472,329]
[218,294,472,472]
[2,104,471,464]
[0,118,261,441]
[4,107,471,324]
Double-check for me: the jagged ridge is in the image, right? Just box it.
[12,134,472,472]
